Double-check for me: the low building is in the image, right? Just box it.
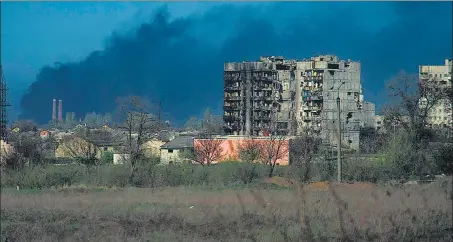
[160,136,194,164]
[55,136,102,159]
[194,135,290,165]
[142,139,166,158]
[0,139,14,159]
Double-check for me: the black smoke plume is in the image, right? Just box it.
[20,2,452,125]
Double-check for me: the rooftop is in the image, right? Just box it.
[161,136,194,149]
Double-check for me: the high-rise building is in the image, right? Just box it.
[223,56,296,136]
[223,55,375,150]
[295,55,373,150]
[419,59,453,128]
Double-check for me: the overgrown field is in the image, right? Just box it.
[1,178,452,242]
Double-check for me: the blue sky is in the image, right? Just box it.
[1,2,451,124]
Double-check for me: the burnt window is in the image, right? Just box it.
[328,63,339,69]
[168,149,174,153]
[276,64,290,70]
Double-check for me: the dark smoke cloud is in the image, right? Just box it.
[20,2,452,124]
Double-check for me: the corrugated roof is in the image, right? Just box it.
[161,136,194,149]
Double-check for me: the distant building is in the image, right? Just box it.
[374,115,385,133]
[160,136,194,164]
[419,58,453,128]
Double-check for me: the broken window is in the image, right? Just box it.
[328,63,339,69]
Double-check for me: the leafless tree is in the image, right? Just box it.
[290,133,322,182]
[261,134,288,178]
[238,139,262,163]
[116,96,160,174]
[12,120,38,133]
[4,130,56,169]
[193,138,223,166]
[386,71,448,178]
[193,108,224,166]
[256,114,289,178]
[237,138,262,183]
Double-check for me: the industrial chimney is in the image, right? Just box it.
[52,99,57,121]
[58,100,63,121]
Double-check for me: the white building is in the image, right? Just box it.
[419,59,452,128]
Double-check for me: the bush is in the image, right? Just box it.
[100,151,114,165]
[434,145,453,175]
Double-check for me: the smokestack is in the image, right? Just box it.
[52,99,57,121]
[58,100,63,121]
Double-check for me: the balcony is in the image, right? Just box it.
[224,114,240,121]
[225,96,242,101]
[255,115,271,121]
[225,86,241,91]
[224,105,240,111]
[303,95,323,101]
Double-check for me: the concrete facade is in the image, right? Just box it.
[160,136,194,164]
[295,55,370,150]
[224,55,375,150]
[419,59,453,128]
[223,56,296,136]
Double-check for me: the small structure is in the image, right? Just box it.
[113,153,130,165]
[160,136,194,164]
[102,124,112,131]
[39,130,50,139]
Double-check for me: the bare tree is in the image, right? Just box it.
[290,134,322,182]
[255,114,289,178]
[237,138,262,184]
[116,96,160,174]
[4,130,56,169]
[193,139,224,166]
[193,108,224,166]
[238,139,262,163]
[12,120,38,133]
[386,71,448,179]
[260,133,288,178]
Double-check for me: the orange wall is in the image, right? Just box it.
[194,138,289,165]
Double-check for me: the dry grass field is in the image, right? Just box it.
[1,179,452,242]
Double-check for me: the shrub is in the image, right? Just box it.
[100,151,114,165]
[434,145,453,175]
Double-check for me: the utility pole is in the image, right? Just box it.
[336,96,342,183]
[158,100,162,128]
[333,81,345,184]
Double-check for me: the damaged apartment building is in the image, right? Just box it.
[224,56,296,136]
[223,55,375,150]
